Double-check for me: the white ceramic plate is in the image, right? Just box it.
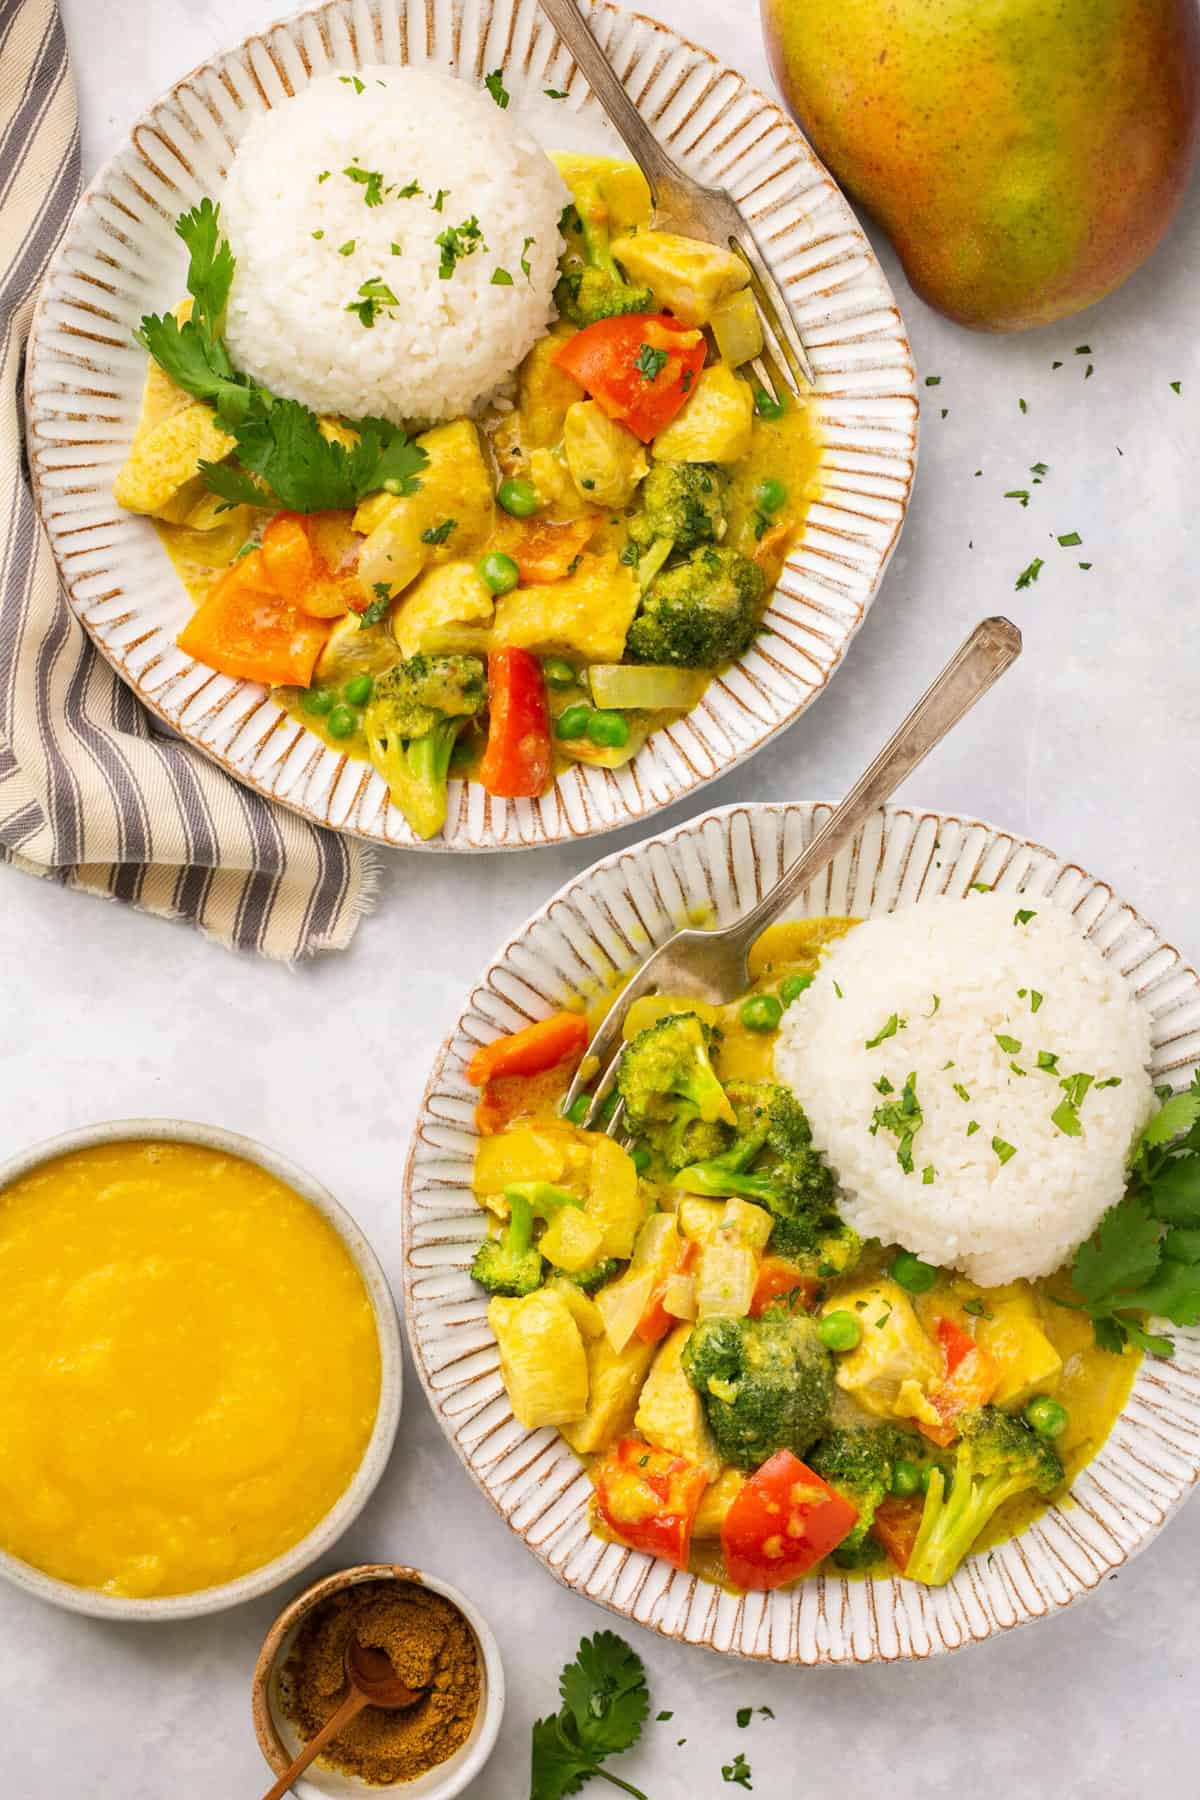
[403,801,1200,1663]
[26,0,916,852]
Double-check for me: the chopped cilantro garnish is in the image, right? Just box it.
[1037,1050,1060,1072]
[875,1075,894,1095]
[432,187,448,211]
[865,1012,904,1049]
[1015,556,1044,590]
[995,1033,1022,1055]
[1014,908,1036,924]
[491,266,514,285]
[484,68,510,108]
[1019,397,1028,413]
[962,1297,993,1319]
[420,518,457,545]
[520,234,536,279]
[967,1120,980,1136]
[723,1753,753,1789]
[953,1082,970,1103]
[1096,1076,1122,1089]
[338,74,365,94]
[1051,1098,1082,1136]
[346,275,399,328]
[337,239,356,256]
[871,1071,923,1174]
[922,1165,935,1185]
[436,214,486,278]
[1057,530,1082,547]
[1170,380,1182,394]
[1030,990,1044,1012]
[545,86,569,99]
[634,343,670,381]
[924,375,941,386]
[358,586,392,629]
[736,1708,753,1729]
[397,178,423,199]
[992,1136,1017,1164]
[1005,489,1030,507]
[344,165,385,206]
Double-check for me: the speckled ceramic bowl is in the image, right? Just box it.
[25,0,917,853]
[0,1118,403,1621]
[251,1563,505,1799]
[403,801,1200,1663]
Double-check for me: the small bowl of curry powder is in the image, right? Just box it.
[252,1563,504,1796]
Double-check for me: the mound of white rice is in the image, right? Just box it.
[774,895,1155,1285]
[221,67,567,424]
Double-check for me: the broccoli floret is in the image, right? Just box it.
[628,462,727,553]
[809,1426,907,1568]
[626,545,764,668]
[906,1407,1064,1587]
[469,1182,583,1298]
[768,1215,864,1282]
[562,1257,622,1293]
[363,654,485,840]
[681,1309,834,1470]
[555,178,654,325]
[617,1013,735,1174]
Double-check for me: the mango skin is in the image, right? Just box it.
[761,0,1200,330]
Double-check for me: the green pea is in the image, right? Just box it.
[919,1464,934,1494]
[497,477,541,518]
[303,687,336,716]
[479,551,520,595]
[891,1459,923,1499]
[543,656,578,690]
[753,387,786,421]
[326,704,357,740]
[630,1143,652,1175]
[585,709,630,749]
[739,993,783,1034]
[1025,1396,1069,1440]
[755,477,788,515]
[779,974,813,1007]
[598,1089,618,1123]
[343,674,373,707]
[891,1250,938,1295]
[564,1094,590,1125]
[817,1310,861,1353]
[556,704,592,741]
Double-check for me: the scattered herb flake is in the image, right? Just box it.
[736,1708,753,1729]
[344,164,385,206]
[1037,1050,1060,1072]
[953,1082,971,1103]
[484,68,510,109]
[967,1120,980,1136]
[1030,990,1044,1013]
[924,375,942,386]
[436,214,486,279]
[359,586,392,629]
[420,518,457,545]
[865,1013,905,1049]
[962,1298,994,1319]
[922,1165,935,1185]
[397,179,423,199]
[431,187,448,211]
[723,1753,753,1790]
[346,275,398,328]
[992,1136,1017,1164]
[1170,380,1182,394]
[545,87,569,99]
[1057,531,1082,547]
[520,234,536,279]
[1015,556,1044,590]
[338,74,365,94]
[1019,397,1028,413]
[995,1033,1022,1055]
[634,343,670,381]
[1079,561,1092,570]
[1005,489,1031,507]
[1014,908,1036,925]
[491,266,514,285]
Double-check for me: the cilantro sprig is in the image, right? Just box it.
[1065,1074,1200,1356]
[137,200,427,513]
[530,1633,650,1800]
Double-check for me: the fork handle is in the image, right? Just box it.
[725,616,1023,955]
[537,0,685,204]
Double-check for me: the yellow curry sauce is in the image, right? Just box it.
[0,1141,380,1597]
[477,917,1140,1590]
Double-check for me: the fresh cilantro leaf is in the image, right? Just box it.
[1112,1315,1176,1357]
[723,1752,753,1789]
[1146,1155,1200,1227]
[992,1136,1016,1164]
[559,1632,649,1761]
[421,518,457,545]
[1072,1197,1163,1305]
[736,1708,752,1728]
[492,266,515,285]
[485,68,510,108]
[545,86,569,99]
[175,198,235,343]
[436,214,486,278]
[339,73,365,94]
[1015,556,1044,590]
[995,1033,1022,1055]
[529,1715,594,1800]
[1057,530,1082,547]
[1117,1256,1200,1327]
[358,586,392,629]
[197,460,270,509]
[1136,1085,1200,1153]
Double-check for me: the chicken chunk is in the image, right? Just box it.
[635,1324,723,1479]
[610,230,750,328]
[488,1291,589,1429]
[560,1334,655,1456]
[650,364,754,465]
[491,551,639,663]
[824,1280,941,1419]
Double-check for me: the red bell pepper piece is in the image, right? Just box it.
[635,1240,698,1344]
[466,1011,588,1088]
[919,1316,1000,1448]
[552,314,707,443]
[872,1495,924,1574]
[478,648,552,799]
[593,1437,708,1571]
[473,1063,577,1135]
[721,1449,859,1591]
[749,1257,818,1318]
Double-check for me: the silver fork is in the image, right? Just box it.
[537,0,816,397]
[563,616,1023,1135]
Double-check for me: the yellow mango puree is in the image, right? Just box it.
[0,1140,381,1598]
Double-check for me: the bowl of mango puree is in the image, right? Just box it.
[0,1120,402,1620]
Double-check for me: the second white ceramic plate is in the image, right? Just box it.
[404,801,1200,1662]
[27,0,916,852]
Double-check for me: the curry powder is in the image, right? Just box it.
[282,1579,481,1785]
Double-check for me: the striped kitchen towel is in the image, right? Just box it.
[0,0,376,959]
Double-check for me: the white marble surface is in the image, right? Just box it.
[6,2,1199,1794]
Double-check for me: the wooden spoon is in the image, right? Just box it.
[260,1636,423,1800]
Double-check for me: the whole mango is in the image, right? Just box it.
[761,0,1200,329]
